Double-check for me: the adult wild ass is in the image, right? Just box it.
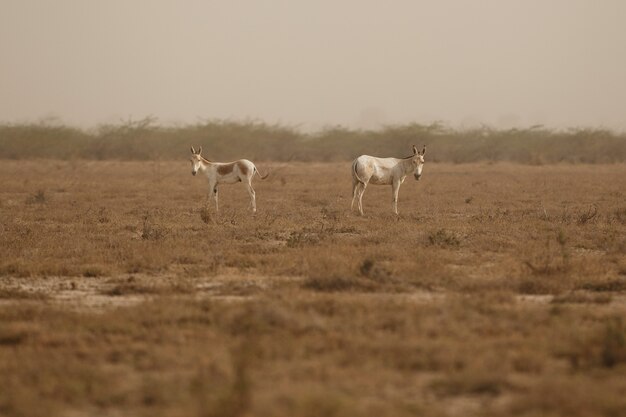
[190,146,268,213]
[351,145,426,215]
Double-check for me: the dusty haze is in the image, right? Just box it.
[1,0,625,130]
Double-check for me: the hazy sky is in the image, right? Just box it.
[1,0,625,130]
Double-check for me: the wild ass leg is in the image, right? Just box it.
[245,179,257,213]
[357,182,367,216]
[208,181,218,214]
[351,179,360,211]
[392,180,401,215]
[213,185,219,213]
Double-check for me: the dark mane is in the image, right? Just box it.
[201,156,212,163]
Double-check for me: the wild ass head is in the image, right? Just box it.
[411,145,426,180]
[190,146,203,176]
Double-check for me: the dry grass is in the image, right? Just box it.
[0,160,625,416]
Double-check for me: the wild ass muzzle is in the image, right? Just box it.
[190,146,268,213]
[351,145,426,215]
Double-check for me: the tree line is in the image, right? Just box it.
[1,118,624,163]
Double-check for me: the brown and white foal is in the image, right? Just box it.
[190,146,268,213]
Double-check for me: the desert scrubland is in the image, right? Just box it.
[0,157,625,416]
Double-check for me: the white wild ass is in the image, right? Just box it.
[190,146,268,213]
[351,145,426,215]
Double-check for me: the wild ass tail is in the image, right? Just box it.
[352,160,365,184]
[254,167,269,180]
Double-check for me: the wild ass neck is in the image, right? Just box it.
[398,158,416,176]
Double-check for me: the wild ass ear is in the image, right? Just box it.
[421,145,426,156]
[190,146,196,154]
[198,146,202,154]
[413,145,418,155]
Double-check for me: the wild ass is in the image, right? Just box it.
[351,145,426,215]
[190,146,268,213]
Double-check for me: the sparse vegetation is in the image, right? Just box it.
[601,318,626,368]
[580,279,626,292]
[0,287,49,300]
[200,206,212,224]
[25,189,46,205]
[427,229,461,247]
[0,160,625,417]
[140,212,168,240]
[551,291,612,304]
[577,205,599,225]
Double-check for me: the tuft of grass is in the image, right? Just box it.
[601,318,626,368]
[82,265,108,278]
[102,278,194,296]
[301,275,377,292]
[359,258,391,282]
[0,288,49,300]
[299,250,382,292]
[0,326,31,346]
[427,229,461,247]
[576,205,598,225]
[359,259,375,277]
[26,190,46,205]
[193,347,251,417]
[612,207,626,225]
[0,262,33,278]
[430,367,511,397]
[551,291,612,304]
[141,213,167,240]
[200,206,212,224]
[523,231,570,278]
[559,317,626,370]
[579,279,626,292]
[286,230,321,247]
[517,278,561,295]
[97,207,111,223]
